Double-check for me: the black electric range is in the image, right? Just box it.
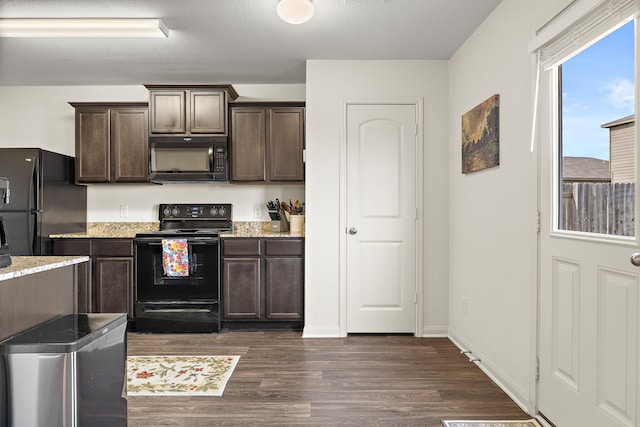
[133,203,232,333]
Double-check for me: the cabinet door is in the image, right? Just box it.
[268,107,305,181]
[51,239,92,313]
[222,257,261,319]
[149,90,186,134]
[190,90,226,134]
[93,257,134,318]
[264,257,303,320]
[76,107,110,183]
[111,108,149,182]
[230,108,266,181]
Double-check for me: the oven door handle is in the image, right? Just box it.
[134,240,219,246]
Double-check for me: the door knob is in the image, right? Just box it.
[631,253,640,266]
[349,227,358,235]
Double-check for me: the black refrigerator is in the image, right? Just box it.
[0,148,87,256]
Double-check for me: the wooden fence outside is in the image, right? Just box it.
[561,182,635,236]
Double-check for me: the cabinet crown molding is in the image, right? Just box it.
[143,84,239,100]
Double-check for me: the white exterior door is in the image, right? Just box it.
[345,103,417,333]
[538,70,640,427]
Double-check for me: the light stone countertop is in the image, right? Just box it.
[50,222,159,239]
[50,221,304,239]
[0,256,90,282]
[223,221,305,238]
[221,230,305,238]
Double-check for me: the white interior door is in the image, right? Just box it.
[345,103,417,333]
[538,66,640,426]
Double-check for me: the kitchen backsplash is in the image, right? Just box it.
[86,183,305,222]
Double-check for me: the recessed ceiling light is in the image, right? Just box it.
[0,18,169,38]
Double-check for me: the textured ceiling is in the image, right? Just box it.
[0,0,502,85]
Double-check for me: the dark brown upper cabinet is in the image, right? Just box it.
[145,85,238,136]
[70,102,149,183]
[230,103,305,183]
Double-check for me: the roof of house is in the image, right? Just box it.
[563,156,611,182]
[601,115,635,128]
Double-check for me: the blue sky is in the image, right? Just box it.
[562,20,635,160]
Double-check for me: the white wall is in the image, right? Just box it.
[305,60,450,337]
[0,84,305,222]
[447,0,565,413]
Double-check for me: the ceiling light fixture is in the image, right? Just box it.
[276,0,315,25]
[0,18,169,38]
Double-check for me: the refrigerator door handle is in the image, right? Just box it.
[27,155,38,214]
[0,216,7,249]
[30,212,39,256]
[27,157,39,255]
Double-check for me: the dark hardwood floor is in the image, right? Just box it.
[126,331,530,426]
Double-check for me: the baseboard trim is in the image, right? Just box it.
[421,325,449,337]
[302,325,341,338]
[448,332,534,415]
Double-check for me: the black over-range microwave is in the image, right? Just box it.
[148,137,228,183]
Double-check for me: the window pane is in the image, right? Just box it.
[559,21,636,236]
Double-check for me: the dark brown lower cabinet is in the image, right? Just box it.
[222,238,303,326]
[93,256,134,317]
[52,238,134,319]
[224,257,261,319]
[264,240,304,320]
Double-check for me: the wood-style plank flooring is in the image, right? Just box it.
[126,331,530,426]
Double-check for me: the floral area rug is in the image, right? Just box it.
[442,420,542,427]
[127,355,240,396]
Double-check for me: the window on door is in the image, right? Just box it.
[557,20,636,237]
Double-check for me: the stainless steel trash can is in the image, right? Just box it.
[0,313,127,427]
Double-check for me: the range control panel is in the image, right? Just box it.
[159,203,232,221]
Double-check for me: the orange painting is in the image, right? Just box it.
[462,94,499,174]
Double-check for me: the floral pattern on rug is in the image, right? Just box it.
[127,355,240,396]
[441,421,542,427]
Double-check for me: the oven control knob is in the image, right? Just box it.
[171,207,180,216]
[218,206,226,216]
[163,206,171,216]
[210,207,218,216]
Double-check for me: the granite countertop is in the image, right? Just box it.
[0,256,90,282]
[223,221,305,238]
[221,230,305,238]
[50,222,159,239]
[50,221,304,239]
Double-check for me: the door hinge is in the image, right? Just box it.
[414,292,418,304]
[535,357,540,381]
[536,211,541,233]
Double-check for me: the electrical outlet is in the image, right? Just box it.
[254,204,263,219]
[462,296,468,314]
[120,205,129,218]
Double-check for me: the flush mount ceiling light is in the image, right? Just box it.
[276,0,315,25]
[0,18,169,38]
